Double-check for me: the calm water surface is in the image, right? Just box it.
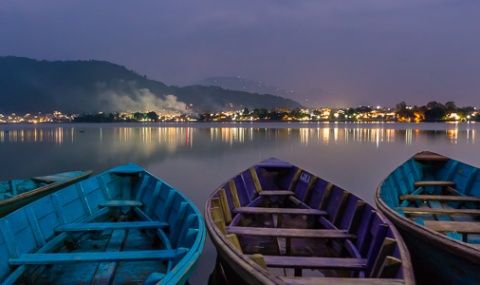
[1,121,479,284]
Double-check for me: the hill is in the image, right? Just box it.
[0,56,303,114]
[195,76,296,99]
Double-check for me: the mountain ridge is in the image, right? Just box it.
[0,56,303,114]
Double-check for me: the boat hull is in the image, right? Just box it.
[0,163,205,284]
[375,151,480,285]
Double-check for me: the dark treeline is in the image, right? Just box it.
[395,101,478,122]
[72,100,479,123]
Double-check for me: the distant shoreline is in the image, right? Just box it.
[1,121,479,132]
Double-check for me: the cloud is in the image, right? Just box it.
[96,81,186,114]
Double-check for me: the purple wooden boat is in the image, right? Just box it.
[205,158,414,285]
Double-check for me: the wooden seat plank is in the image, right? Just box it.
[55,221,169,232]
[396,207,480,215]
[280,276,405,285]
[227,226,355,239]
[9,249,187,265]
[256,255,367,269]
[258,190,294,196]
[232,207,326,215]
[413,181,455,187]
[423,221,480,233]
[99,200,143,207]
[400,195,480,203]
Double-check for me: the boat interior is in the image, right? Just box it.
[208,160,409,284]
[381,151,480,247]
[0,169,202,284]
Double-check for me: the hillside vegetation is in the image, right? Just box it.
[0,56,302,114]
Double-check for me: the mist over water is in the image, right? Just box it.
[1,122,479,284]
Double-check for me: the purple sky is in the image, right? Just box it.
[1,1,479,108]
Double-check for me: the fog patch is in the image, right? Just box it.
[96,81,186,114]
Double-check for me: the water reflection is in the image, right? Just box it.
[0,125,476,146]
[1,122,480,285]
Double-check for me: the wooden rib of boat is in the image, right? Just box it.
[375,151,480,285]
[205,158,414,285]
[0,170,93,217]
[0,163,205,284]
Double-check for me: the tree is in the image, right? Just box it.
[426,101,444,110]
[445,101,457,113]
[253,108,269,120]
[424,103,446,121]
[133,112,146,121]
[146,111,158,122]
[395,101,413,121]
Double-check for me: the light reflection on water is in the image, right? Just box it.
[0,124,477,146]
[1,122,480,285]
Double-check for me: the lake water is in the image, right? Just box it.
[1,121,480,284]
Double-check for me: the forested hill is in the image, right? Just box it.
[0,56,303,114]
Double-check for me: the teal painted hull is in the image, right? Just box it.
[0,163,205,284]
[398,227,480,285]
[375,151,480,285]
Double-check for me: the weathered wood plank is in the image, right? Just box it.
[396,207,480,215]
[256,255,367,269]
[227,226,355,239]
[232,207,326,215]
[370,238,397,278]
[377,256,402,279]
[258,190,294,196]
[55,221,169,232]
[99,200,143,207]
[9,249,187,265]
[249,168,262,193]
[413,152,449,161]
[90,229,127,284]
[218,189,232,224]
[427,200,451,221]
[413,181,455,187]
[423,220,480,233]
[400,194,480,203]
[279,276,405,285]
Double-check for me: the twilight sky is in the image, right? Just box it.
[1,1,479,108]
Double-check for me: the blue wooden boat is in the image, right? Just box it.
[375,151,480,285]
[205,158,414,285]
[0,170,93,217]
[0,163,205,284]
